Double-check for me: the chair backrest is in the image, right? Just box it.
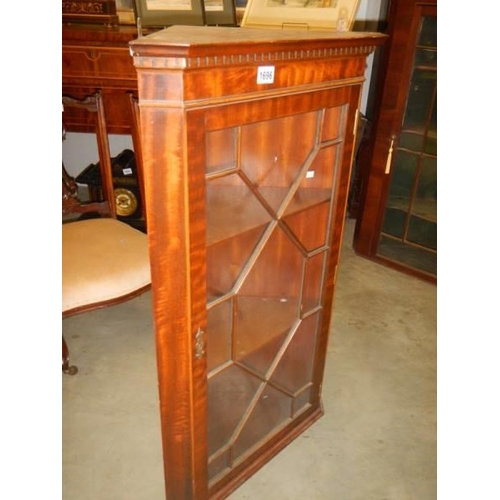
[127,93,147,228]
[62,91,116,219]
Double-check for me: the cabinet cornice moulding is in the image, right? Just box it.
[132,44,381,70]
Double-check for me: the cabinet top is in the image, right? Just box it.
[130,25,385,57]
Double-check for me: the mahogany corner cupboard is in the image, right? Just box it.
[130,26,385,499]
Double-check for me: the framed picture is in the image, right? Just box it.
[116,0,136,24]
[241,0,361,32]
[204,0,237,25]
[235,0,247,24]
[135,0,206,27]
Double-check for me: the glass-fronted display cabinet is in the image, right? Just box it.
[354,0,437,282]
[130,26,384,499]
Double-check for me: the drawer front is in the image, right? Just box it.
[62,43,138,134]
[62,45,137,84]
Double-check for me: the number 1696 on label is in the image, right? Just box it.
[257,66,275,84]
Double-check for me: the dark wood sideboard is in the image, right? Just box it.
[62,23,148,135]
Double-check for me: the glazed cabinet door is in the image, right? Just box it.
[143,87,360,500]
[195,91,355,496]
[377,7,437,275]
[354,0,437,281]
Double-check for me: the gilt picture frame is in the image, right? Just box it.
[241,0,361,31]
[135,0,206,27]
[116,0,136,24]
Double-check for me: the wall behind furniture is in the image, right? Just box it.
[355,0,388,116]
[62,131,134,178]
[62,0,386,178]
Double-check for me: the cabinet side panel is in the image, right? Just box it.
[138,99,209,499]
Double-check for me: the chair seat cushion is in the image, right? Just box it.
[62,218,151,313]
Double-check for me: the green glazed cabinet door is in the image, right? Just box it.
[378,12,437,275]
[354,0,437,283]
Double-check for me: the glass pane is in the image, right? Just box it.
[407,214,437,250]
[399,131,424,152]
[207,363,263,456]
[284,144,336,215]
[269,313,319,394]
[302,252,326,314]
[235,226,303,377]
[282,145,336,252]
[294,386,313,417]
[206,127,236,175]
[402,68,436,132]
[414,156,437,222]
[321,106,342,142]
[378,235,437,276]
[207,300,232,373]
[407,156,437,249]
[382,207,407,239]
[206,173,271,245]
[386,150,417,199]
[208,451,230,483]
[207,225,266,300]
[240,112,318,214]
[232,384,293,462]
[283,201,330,252]
[382,150,417,238]
[419,15,437,47]
[424,98,437,156]
[414,47,437,68]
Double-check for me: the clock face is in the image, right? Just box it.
[114,188,138,217]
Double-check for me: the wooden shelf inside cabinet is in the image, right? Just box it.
[130,25,385,500]
[386,197,437,224]
[206,185,332,245]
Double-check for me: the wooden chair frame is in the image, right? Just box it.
[62,91,151,375]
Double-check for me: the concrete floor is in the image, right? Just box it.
[62,219,437,500]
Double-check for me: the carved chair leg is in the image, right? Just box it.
[62,335,78,375]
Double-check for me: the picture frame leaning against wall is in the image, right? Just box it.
[241,0,361,31]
